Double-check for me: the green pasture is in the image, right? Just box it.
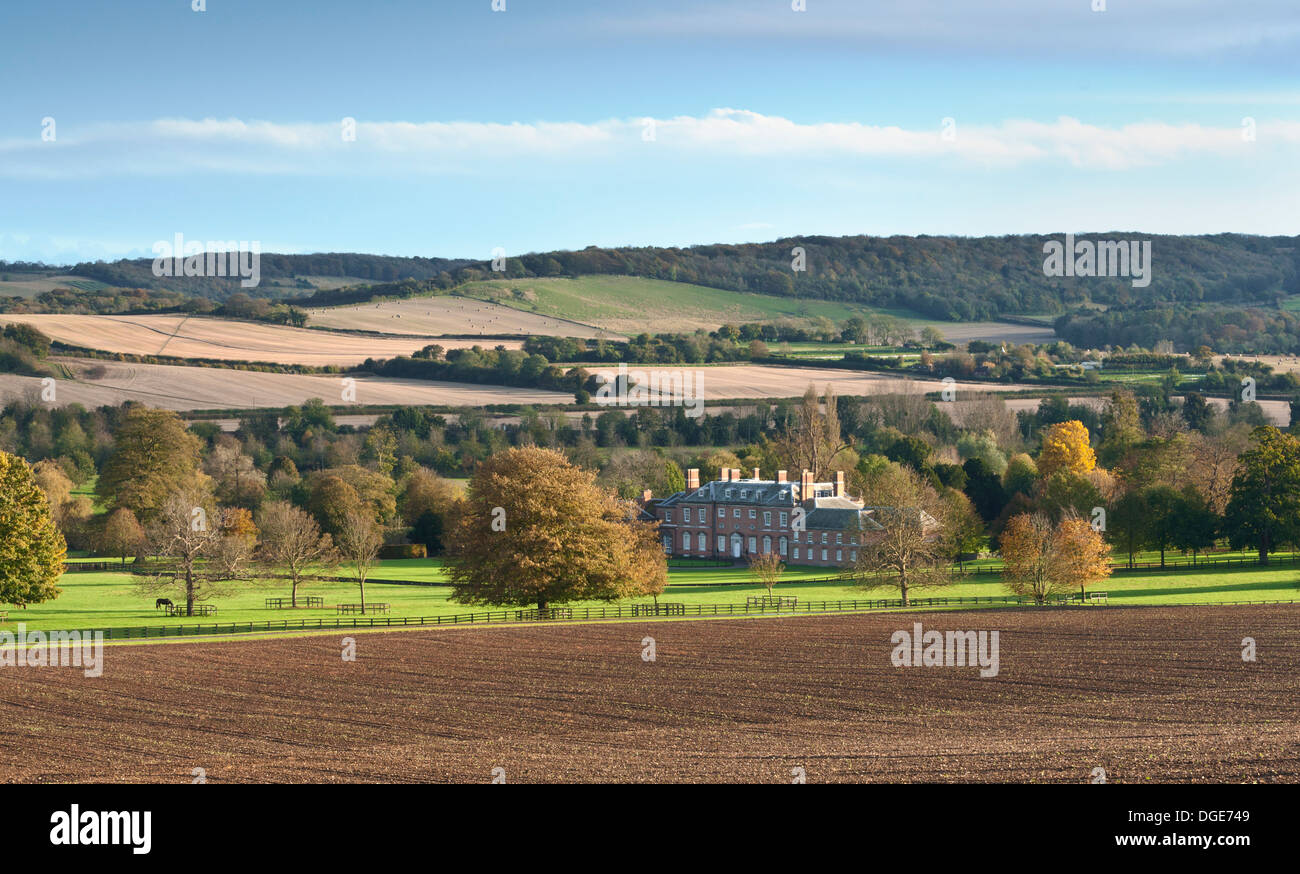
[5,556,1299,634]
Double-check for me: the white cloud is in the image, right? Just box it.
[1,109,1296,179]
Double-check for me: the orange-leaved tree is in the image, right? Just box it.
[1037,420,1097,478]
[1000,512,1111,604]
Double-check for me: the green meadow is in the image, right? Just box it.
[5,557,1298,634]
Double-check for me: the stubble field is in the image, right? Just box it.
[2,606,1296,783]
[0,313,519,366]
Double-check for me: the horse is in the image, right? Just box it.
[155,598,174,610]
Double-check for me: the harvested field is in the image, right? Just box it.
[0,314,518,366]
[2,606,1296,783]
[0,358,570,411]
[306,297,620,341]
[0,359,1033,411]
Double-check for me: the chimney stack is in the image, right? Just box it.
[686,468,700,491]
[777,469,788,483]
[752,467,760,481]
[800,469,813,499]
[731,467,740,482]
[641,489,653,504]
[835,470,846,498]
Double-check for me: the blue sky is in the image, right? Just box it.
[1,0,1297,264]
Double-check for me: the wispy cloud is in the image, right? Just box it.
[3,109,1297,179]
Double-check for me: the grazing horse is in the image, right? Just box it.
[155,598,173,610]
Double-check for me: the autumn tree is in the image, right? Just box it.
[748,550,785,598]
[447,447,666,611]
[849,464,950,606]
[1223,426,1300,564]
[1000,513,1111,604]
[1037,420,1096,478]
[98,507,145,567]
[98,407,204,521]
[257,501,336,607]
[204,438,267,509]
[0,450,65,608]
[335,508,383,614]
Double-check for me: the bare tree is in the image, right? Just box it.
[258,500,337,607]
[849,465,950,606]
[778,384,850,478]
[145,488,250,615]
[748,550,785,598]
[336,508,383,614]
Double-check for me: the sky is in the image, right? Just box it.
[0,0,1297,264]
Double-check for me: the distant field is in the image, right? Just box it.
[306,295,619,340]
[0,313,518,366]
[0,357,570,411]
[0,358,1035,411]
[452,276,1056,343]
[0,273,111,298]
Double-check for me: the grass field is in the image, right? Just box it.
[7,558,1299,634]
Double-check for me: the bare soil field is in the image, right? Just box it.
[2,607,1295,783]
[0,314,518,366]
[306,297,620,341]
[0,358,570,411]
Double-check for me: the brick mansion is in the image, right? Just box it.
[644,467,895,568]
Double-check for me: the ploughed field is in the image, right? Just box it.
[1,606,1296,783]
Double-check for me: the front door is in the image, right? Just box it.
[731,533,742,558]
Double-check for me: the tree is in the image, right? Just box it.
[205,439,267,509]
[1142,485,1183,568]
[1037,420,1096,478]
[0,450,65,608]
[849,465,949,606]
[257,501,336,607]
[1106,490,1149,568]
[1168,490,1219,565]
[1223,426,1300,564]
[748,550,785,598]
[98,507,145,567]
[98,408,204,521]
[1000,513,1111,604]
[940,489,984,571]
[146,486,247,616]
[447,447,665,611]
[777,384,850,478]
[335,509,383,614]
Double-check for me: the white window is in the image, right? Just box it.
[662,535,671,553]
[762,536,771,554]
[726,489,733,498]
[763,511,771,526]
[684,507,692,523]
[836,549,843,562]
[779,536,788,556]
[697,532,706,551]
[683,531,691,550]
[748,537,756,552]
[821,549,828,561]
[821,533,828,544]
[733,508,741,518]
[779,512,788,527]
[717,507,725,518]
[717,536,726,552]
[850,550,857,562]
[793,547,801,560]
[836,533,843,545]
[664,510,673,522]
[740,489,748,499]
[748,509,756,519]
